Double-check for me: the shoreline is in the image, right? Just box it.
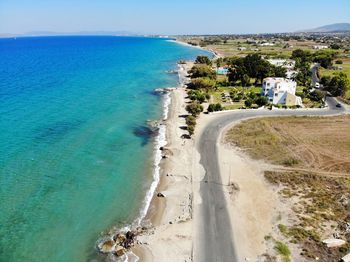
[168,38,222,58]
[134,61,195,261]
[96,61,193,261]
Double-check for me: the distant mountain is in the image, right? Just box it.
[300,23,350,33]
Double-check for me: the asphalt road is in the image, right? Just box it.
[195,98,347,262]
[312,63,320,87]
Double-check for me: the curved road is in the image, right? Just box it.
[195,97,348,262]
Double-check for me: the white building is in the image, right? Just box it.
[313,45,328,50]
[267,59,295,70]
[260,42,274,46]
[262,77,302,106]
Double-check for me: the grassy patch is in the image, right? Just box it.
[278,224,289,236]
[275,241,291,262]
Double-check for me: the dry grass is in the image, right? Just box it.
[225,115,350,261]
[225,115,350,173]
[265,171,350,261]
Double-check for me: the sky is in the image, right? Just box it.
[0,0,349,35]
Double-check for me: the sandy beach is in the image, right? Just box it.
[136,68,196,261]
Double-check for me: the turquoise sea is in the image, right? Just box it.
[0,36,209,261]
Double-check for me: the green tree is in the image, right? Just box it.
[241,74,251,87]
[186,102,204,116]
[185,115,196,126]
[295,63,311,86]
[214,103,223,111]
[272,66,287,78]
[313,50,337,69]
[195,56,212,66]
[325,73,349,96]
[314,55,333,69]
[330,43,341,50]
[207,103,223,112]
[216,57,224,67]
[291,49,312,67]
[187,90,206,103]
[188,78,216,91]
[320,75,332,87]
[308,90,325,102]
[255,96,269,107]
[187,125,195,136]
[189,65,216,79]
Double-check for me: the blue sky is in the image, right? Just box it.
[0,0,349,35]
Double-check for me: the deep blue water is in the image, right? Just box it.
[0,36,209,262]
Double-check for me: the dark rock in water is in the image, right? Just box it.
[126,231,135,240]
[132,125,158,146]
[35,120,83,143]
[157,192,165,198]
[160,146,164,151]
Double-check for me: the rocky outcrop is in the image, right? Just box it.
[98,229,143,258]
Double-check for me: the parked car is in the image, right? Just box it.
[336,103,342,108]
[315,82,320,89]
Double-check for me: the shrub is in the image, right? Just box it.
[189,64,216,79]
[187,90,206,103]
[185,115,196,126]
[324,73,350,96]
[187,125,195,136]
[283,158,300,166]
[195,55,212,66]
[208,103,223,112]
[186,102,203,116]
[188,78,216,90]
[244,99,253,108]
[275,241,291,257]
[308,90,325,102]
[278,224,289,236]
[255,96,269,107]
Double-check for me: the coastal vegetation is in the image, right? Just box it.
[225,115,350,260]
[274,240,291,262]
[195,55,212,66]
[185,56,220,136]
[180,33,350,103]
[226,54,287,85]
[207,103,223,112]
[185,102,203,117]
[321,72,350,96]
[185,115,196,136]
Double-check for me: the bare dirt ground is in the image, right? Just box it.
[225,115,350,262]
